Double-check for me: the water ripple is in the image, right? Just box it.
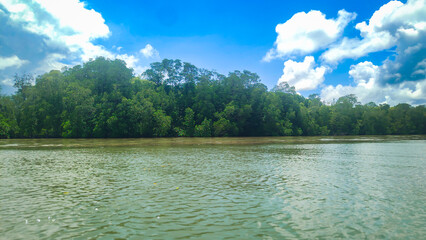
[0,138,425,239]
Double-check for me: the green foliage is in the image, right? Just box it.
[0,114,12,138]
[62,83,95,137]
[153,110,171,137]
[213,117,238,137]
[194,118,212,137]
[3,57,425,138]
[13,73,34,94]
[0,96,18,138]
[183,107,195,137]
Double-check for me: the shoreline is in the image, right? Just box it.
[1,135,424,149]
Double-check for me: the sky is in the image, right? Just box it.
[0,0,425,105]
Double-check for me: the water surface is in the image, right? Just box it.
[1,136,425,239]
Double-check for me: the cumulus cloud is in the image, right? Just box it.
[263,9,356,61]
[265,0,426,104]
[321,81,426,106]
[320,61,426,105]
[321,0,426,63]
[116,53,148,75]
[0,0,112,91]
[0,0,111,62]
[36,0,110,39]
[0,55,28,70]
[278,56,328,91]
[348,61,379,86]
[140,44,160,59]
[1,78,14,87]
[0,0,159,93]
[319,0,426,105]
[33,53,68,73]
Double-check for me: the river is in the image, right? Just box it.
[0,136,425,239]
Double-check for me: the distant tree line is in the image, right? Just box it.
[0,57,424,138]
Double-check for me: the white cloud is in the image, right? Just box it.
[263,9,356,61]
[412,59,426,76]
[321,79,426,106]
[321,33,396,64]
[0,55,28,70]
[285,0,426,105]
[1,78,14,87]
[133,66,149,75]
[116,54,138,68]
[0,0,155,91]
[348,61,379,87]
[321,61,426,105]
[278,56,328,91]
[77,42,114,62]
[34,53,68,73]
[1,0,111,62]
[262,0,426,105]
[321,0,426,63]
[35,0,110,39]
[0,0,114,75]
[116,53,153,75]
[140,44,160,59]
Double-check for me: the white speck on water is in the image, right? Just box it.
[37,219,40,222]
[48,216,51,220]
[25,220,28,224]
[95,208,98,211]
[157,216,160,219]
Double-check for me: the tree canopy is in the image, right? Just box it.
[0,57,424,138]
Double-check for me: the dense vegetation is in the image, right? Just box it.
[0,57,425,138]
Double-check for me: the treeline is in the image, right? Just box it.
[0,57,425,138]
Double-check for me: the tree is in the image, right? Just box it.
[62,83,95,137]
[153,110,171,137]
[330,94,362,135]
[274,82,296,95]
[0,113,12,138]
[2,58,425,138]
[13,73,34,94]
[80,57,133,97]
[0,96,18,138]
[194,118,212,137]
[183,107,195,137]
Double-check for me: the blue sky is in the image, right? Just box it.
[0,0,425,105]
